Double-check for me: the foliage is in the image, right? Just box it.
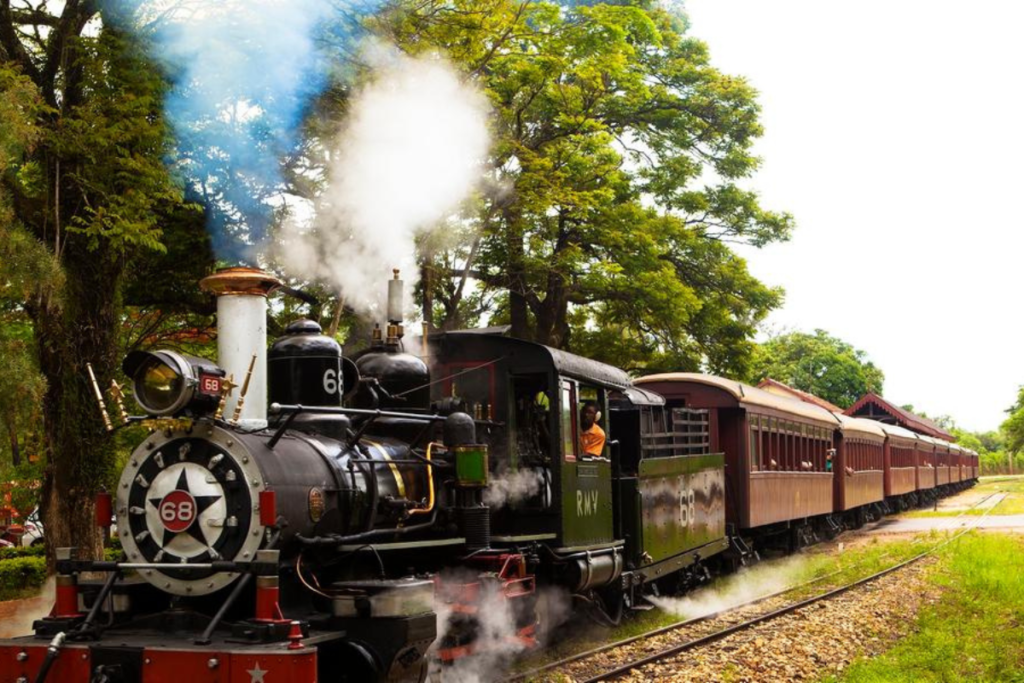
[748,329,884,409]
[832,533,1024,683]
[380,0,791,375]
[0,6,203,562]
[0,556,47,600]
[0,545,45,561]
[1001,386,1024,455]
[0,318,46,470]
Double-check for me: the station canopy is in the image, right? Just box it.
[843,392,954,441]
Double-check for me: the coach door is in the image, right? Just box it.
[559,378,614,547]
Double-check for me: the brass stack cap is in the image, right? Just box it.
[200,267,282,297]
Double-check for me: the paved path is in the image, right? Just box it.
[868,512,1024,534]
[0,592,50,638]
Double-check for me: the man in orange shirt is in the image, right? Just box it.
[579,401,606,458]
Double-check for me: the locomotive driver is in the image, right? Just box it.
[579,401,606,457]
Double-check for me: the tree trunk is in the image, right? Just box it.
[535,213,571,348]
[34,242,123,564]
[7,422,20,467]
[505,209,530,339]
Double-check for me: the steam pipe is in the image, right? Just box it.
[270,403,447,423]
[407,442,441,516]
[33,632,65,683]
[268,406,304,449]
[295,509,439,547]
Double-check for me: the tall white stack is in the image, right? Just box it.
[200,267,282,429]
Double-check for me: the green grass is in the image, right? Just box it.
[826,533,1024,683]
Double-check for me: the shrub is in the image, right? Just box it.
[0,545,45,561]
[0,556,47,600]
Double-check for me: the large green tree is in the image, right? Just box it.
[749,329,884,409]
[381,0,790,375]
[0,6,190,560]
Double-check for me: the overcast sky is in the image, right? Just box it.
[683,1,1022,432]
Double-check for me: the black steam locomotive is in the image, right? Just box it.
[0,267,974,683]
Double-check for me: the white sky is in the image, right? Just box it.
[683,1,1022,432]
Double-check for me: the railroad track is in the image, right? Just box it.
[510,495,997,683]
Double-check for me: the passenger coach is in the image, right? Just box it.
[634,374,839,547]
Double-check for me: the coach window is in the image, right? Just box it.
[749,416,760,471]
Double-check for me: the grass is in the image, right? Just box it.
[513,532,952,676]
[904,476,1024,517]
[825,533,1024,683]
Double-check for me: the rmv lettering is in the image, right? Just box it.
[576,489,599,517]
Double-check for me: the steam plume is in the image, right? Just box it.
[277,46,491,313]
[116,0,368,260]
[483,469,546,510]
[649,556,808,619]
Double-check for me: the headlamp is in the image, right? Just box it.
[122,350,226,417]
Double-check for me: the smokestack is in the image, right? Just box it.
[200,267,282,428]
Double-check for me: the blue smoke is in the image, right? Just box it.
[116,1,373,262]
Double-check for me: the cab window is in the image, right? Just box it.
[561,380,577,462]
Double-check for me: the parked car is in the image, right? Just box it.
[20,508,43,547]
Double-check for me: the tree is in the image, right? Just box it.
[1001,386,1024,457]
[749,329,884,409]
[1,8,191,561]
[381,0,791,374]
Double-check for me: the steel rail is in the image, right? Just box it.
[581,498,997,682]
[510,490,994,683]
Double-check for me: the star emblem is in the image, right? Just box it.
[148,468,221,547]
[247,662,268,683]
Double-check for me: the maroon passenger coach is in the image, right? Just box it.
[634,374,836,535]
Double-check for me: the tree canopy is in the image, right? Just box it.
[379,0,791,376]
[749,329,884,409]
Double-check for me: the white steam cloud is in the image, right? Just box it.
[649,556,808,620]
[278,45,491,313]
[431,569,570,683]
[483,469,546,510]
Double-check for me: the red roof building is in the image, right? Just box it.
[843,393,953,441]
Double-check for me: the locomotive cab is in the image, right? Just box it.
[428,331,620,549]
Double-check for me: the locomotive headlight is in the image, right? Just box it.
[123,350,226,417]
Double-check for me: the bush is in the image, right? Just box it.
[0,545,45,561]
[0,556,47,601]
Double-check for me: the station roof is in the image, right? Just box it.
[757,378,844,413]
[844,392,954,441]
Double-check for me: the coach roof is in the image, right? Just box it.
[637,373,842,426]
[834,413,887,439]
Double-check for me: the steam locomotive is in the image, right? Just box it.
[0,268,975,683]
